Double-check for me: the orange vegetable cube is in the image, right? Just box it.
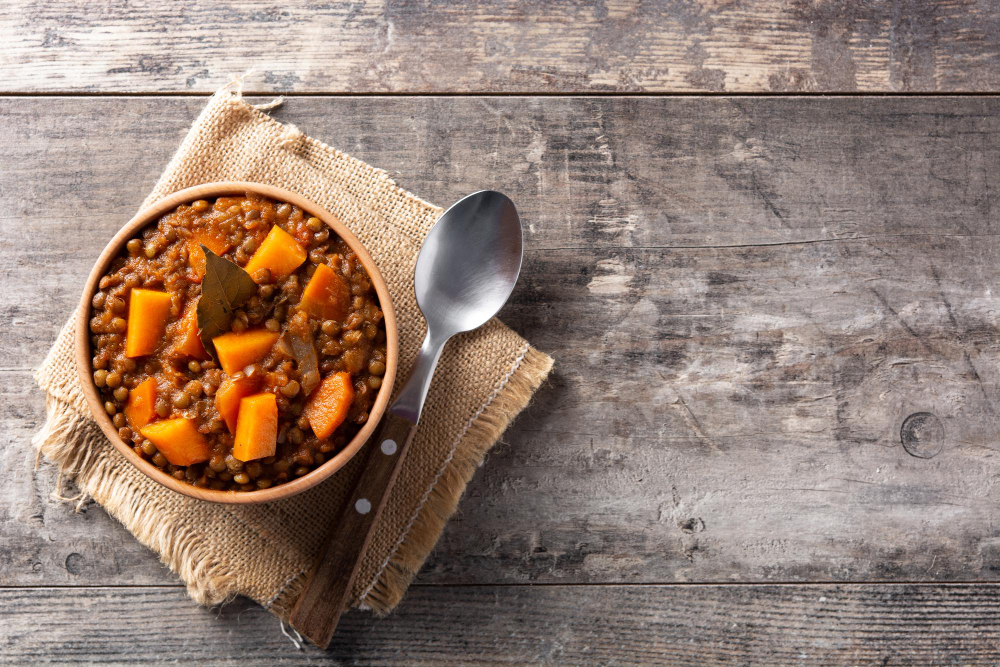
[212,329,279,375]
[172,300,210,360]
[244,224,306,280]
[125,288,173,358]
[233,392,278,461]
[304,372,354,439]
[124,378,158,430]
[140,418,211,466]
[215,374,260,433]
[187,231,232,280]
[299,263,351,322]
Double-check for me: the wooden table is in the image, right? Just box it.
[4,2,1000,663]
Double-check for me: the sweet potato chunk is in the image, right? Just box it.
[124,378,157,430]
[244,224,306,280]
[172,300,210,359]
[140,418,211,466]
[304,372,354,439]
[233,392,278,462]
[212,329,279,375]
[299,263,351,322]
[125,288,172,358]
[187,231,232,280]
[216,374,260,433]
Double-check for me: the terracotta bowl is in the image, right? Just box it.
[76,182,398,504]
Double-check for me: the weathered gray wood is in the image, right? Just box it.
[3,1,1000,93]
[0,370,176,586]
[5,96,1000,592]
[6,584,1000,664]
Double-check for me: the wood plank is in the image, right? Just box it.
[3,1,1000,93]
[0,370,176,586]
[5,584,1000,664]
[4,97,1000,589]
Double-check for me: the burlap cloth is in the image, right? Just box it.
[32,83,552,618]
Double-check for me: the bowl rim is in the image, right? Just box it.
[75,181,399,505]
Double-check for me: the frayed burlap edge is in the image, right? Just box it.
[31,396,240,606]
[33,322,552,614]
[269,345,553,618]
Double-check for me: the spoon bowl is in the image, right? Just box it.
[415,191,523,337]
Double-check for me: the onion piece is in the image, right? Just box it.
[285,311,321,396]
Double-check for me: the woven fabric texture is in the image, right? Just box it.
[32,86,553,616]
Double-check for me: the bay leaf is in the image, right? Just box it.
[197,245,257,358]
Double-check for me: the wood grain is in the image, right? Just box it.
[6,584,1000,664]
[7,0,1000,659]
[5,96,1000,594]
[292,413,419,646]
[3,0,1000,93]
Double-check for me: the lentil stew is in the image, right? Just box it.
[87,191,390,494]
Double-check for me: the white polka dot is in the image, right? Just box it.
[381,439,398,455]
[355,498,371,515]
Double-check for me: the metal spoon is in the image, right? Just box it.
[291,191,523,647]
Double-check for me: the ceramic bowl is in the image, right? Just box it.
[75,182,398,504]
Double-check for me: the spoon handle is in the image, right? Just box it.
[290,411,418,648]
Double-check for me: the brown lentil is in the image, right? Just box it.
[154,398,171,418]
[225,454,243,473]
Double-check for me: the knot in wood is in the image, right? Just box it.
[900,412,944,459]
